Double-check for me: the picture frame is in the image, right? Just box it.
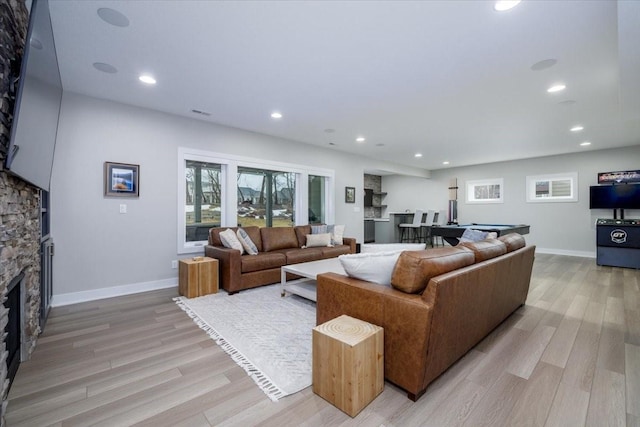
[104,162,139,197]
[345,186,356,203]
[465,178,503,204]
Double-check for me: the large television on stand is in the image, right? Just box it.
[589,184,640,209]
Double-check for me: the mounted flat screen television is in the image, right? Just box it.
[589,184,640,209]
[4,0,62,191]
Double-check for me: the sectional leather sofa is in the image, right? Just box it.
[205,225,356,294]
[316,233,535,401]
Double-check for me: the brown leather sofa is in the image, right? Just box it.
[205,225,356,294]
[316,233,535,401]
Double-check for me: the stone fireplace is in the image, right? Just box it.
[1,0,42,424]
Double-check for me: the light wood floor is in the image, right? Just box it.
[6,253,640,426]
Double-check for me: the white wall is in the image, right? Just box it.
[50,92,427,303]
[383,146,640,256]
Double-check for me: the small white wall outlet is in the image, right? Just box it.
[171,260,178,269]
[119,204,127,214]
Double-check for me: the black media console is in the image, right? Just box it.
[596,218,640,269]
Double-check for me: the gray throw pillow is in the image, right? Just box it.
[236,228,258,255]
[458,228,488,243]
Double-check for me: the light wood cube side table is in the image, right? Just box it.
[312,314,384,417]
[179,257,219,298]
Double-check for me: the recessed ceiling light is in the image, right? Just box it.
[356,137,366,143]
[570,125,584,132]
[580,141,591,146]
[97,8,130,27]
[93,62,117,74]
[271,112,282,119]
[442,161,450,165]
[414,153,423,158]
[494,1,521,12]
[139,74,156,85]
[547,84,566,93]
[531,59,557,71]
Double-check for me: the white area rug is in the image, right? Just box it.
[174,286,316,401]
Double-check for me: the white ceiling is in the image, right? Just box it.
[48,0,640,172]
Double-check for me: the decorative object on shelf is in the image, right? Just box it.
[104,161,139,197]
[345,186,356,203]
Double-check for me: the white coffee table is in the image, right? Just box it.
[281,258,345,302]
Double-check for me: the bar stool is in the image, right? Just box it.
[433,209,447,246]
[420,210,436,247]
[399,210,424,242]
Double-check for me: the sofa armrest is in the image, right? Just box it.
[204,245,242,293]
[317,272,434,397]
[342,237,356,253]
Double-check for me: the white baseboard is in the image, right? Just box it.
[535,247,596,258]
[51,278,178,307]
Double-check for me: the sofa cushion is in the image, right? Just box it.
[391,247,475,294]
[306,233,332,247]
[294,225,312,247]
[285,247,325,264]
[339,251,403,286]
[240,252,287,273]
[219,229,244,254]
[321,245,352,259]
[459,239,507,262]
[237,228,258,255]
[261,227,299,252]
[498,233,526,252]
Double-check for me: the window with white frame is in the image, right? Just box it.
[237,167,296,228]
[308,174,327,224]
[466,178,504,204]
[178,147,334,253]
[185,160,223,242]
[526,172,578,203]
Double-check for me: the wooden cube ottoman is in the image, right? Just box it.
[312,314,384,417]
[178,257,219,298]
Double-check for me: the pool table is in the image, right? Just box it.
[431,223,530,246]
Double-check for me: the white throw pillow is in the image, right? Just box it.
[361,243,425,253]
[305,233,332,248]
[219,228,244,254]
[236,228,258,255]
[328,224,345,245]
[338,251,402,286]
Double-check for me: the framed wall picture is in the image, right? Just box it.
[345,186,356,203]
[465,178,503,204]
[104,162,139,197]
